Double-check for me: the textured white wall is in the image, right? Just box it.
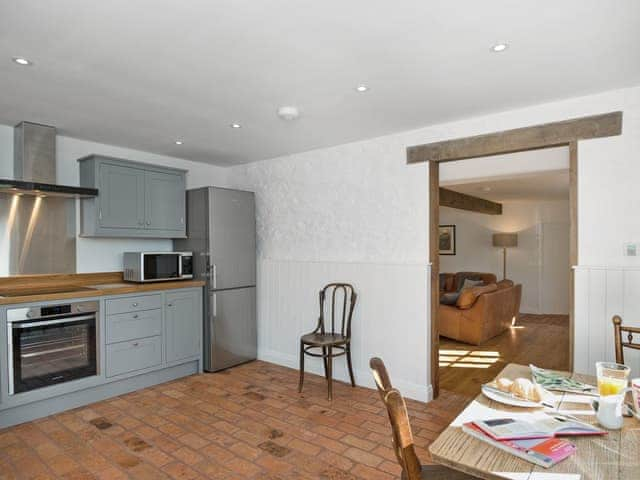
[0,126,231,274]
[440,200,570,315]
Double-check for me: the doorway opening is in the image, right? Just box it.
[437,156,571,398]
[408,111,622,399]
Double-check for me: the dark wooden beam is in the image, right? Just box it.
[439,187,502,215]
[407,111,622,164]
[429,162,440,399]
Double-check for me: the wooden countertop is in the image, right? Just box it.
[0,272,205,305]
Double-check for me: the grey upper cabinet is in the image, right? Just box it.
[78,155,186,238]
[99,163,146,229]
[145,170,185,231]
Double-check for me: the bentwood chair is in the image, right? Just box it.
[369,358,477,480]
[298,283,357,400]
[612,315,640,364]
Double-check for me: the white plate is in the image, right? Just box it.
[481,385,544,408]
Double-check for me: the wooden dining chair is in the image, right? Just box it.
[612,315,640,364]
[298,283,357,400]
[369,358,477,480]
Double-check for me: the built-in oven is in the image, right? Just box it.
[7,301,98,395]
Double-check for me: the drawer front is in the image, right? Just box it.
[105,294,162,315]
[106,309,162,344]
[105,336,162,377]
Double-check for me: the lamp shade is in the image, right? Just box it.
[493,232,518,248]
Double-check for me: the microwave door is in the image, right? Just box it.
[143,254,180,281]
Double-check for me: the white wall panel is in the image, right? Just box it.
[256,259,431,401]
[574,266,640,378]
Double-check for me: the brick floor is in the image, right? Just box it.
[0,361,469,479]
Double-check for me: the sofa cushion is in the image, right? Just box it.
[454,272,497,290]
[440,292,460,305]
[456,283,498,309]
[496,279,514,290]
[440,273,456,292]
[459,278,484,292]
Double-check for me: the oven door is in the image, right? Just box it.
[143,253,180,281]
[9,314,97,395]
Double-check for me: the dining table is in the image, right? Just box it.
[429,363,639,480]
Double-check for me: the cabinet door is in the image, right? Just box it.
[166,290,201,363]
[145,171,185,232]
[98,163,145,229]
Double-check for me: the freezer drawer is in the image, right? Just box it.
[207,287,256,371]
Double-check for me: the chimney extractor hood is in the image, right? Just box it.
[0,122,98,198]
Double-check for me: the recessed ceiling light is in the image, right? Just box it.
[277,106,300,121]
[12,57,33,66]
[230,123,242,129]
[491,43,508,52]
[481,186,492,192]
[175,140,183,145]
[355,84,369,92]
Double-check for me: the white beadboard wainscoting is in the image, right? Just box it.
[256,259,432,401]
[574,266,640,377]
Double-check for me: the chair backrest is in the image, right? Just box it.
[319,283,357,337]
[612,315,640,364]
[370,357,393,400]
[369,358,422,480]
[382,389,422,479]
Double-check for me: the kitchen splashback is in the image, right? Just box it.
[0,193,76,275]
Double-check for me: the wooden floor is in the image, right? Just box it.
[439,314,570,398]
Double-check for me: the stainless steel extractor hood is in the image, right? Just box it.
[0,122,98,198]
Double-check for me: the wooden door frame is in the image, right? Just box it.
[407,112,623,399]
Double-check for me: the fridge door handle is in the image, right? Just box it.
[212,263,217,289]
[212,293,217,317]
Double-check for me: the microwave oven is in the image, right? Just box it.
[123,252,193,283]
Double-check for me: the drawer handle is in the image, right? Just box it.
[132,303,138,307]
[132,314,139,319]
[132,342,140,347]
[167,303,173,307]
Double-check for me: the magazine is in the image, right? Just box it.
[473,415,606,441]
[530,364,597,393]
[463,422,576,468]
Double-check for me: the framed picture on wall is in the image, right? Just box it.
[439,225,456,255]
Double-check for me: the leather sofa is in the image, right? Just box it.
[439,272,522,345]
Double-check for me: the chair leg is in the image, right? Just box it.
[322,346,329,379]
[326,346,333,401]
[298,341,305,393]
[346,345,356,387]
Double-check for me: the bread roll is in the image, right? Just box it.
[496,378,513,393]
[511,378,535,399]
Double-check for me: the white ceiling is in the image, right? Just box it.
[448,170,570,202]
[1,1,639,166]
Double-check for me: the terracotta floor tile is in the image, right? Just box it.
[0,361,466,480]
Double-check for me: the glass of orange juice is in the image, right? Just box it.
[596,362,630,396]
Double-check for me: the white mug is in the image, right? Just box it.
[592,388,630,430]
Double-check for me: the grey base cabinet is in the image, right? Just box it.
[78,155,187,238]
[0,287,203,428]
[166,289,201,362]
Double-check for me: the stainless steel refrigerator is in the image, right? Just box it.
[174,187,256,372]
